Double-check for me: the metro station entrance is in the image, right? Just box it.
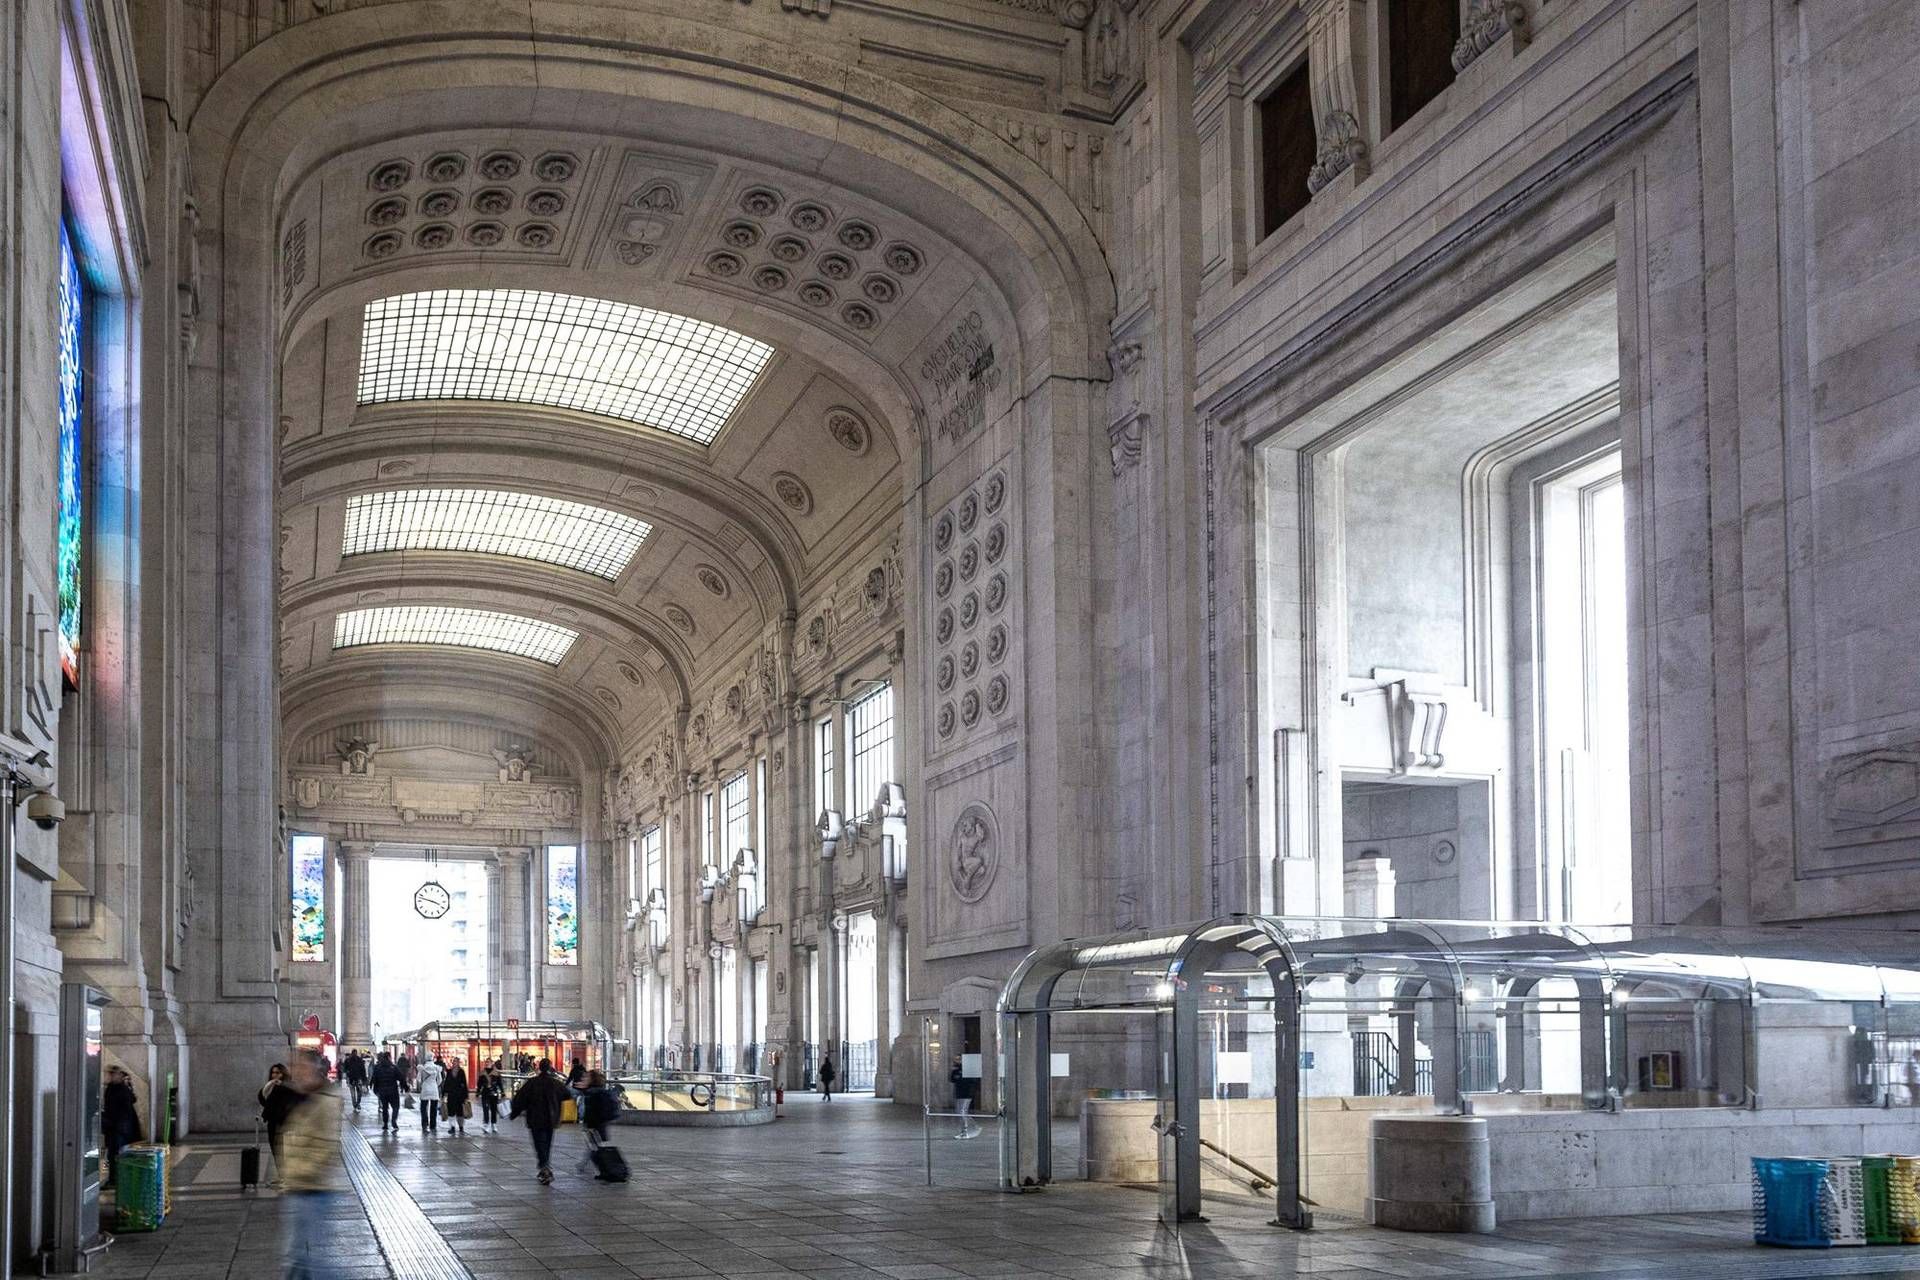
[998,919,1301,1231]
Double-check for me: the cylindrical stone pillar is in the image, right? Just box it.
[1368,1114,1496,1233]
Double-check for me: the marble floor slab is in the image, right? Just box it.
[85,1093,1920,1279]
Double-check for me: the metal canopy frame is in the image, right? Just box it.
[997,914,1920,1231]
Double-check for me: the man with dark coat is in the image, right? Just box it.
[369,1051,403,1134]
[100,1067,142,1187]
[342,1050,368,1111]
[508,1058,573,1185]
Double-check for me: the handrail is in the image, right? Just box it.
[1197,1135,1274,1194]
[1149,1114,1316,1207]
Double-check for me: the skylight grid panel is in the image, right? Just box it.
[357,290,772,445]
[341,489,651,579]
[332,605,578,665]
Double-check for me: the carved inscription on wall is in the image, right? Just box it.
[921,310,1001,443]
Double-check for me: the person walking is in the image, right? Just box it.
[342,1051,368,1112]
[443,1060,470,1136]
[101,1067,142,1188]
[948,1055,981,1138]
[415,1055,444,1133]
[476,1064,503,1132]
[566,1056,588,1116]
[370,1051,402,1134]
[507,1058,572,1185]
[258,1062,300,1186]
[279,1050,350,1280]
[817,1052,837,1102]
[575,1070,622,1177]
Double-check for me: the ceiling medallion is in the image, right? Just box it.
[771,472,813,515]
[826,408,870,455]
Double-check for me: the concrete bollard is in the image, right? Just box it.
[1368,1114,1496,1233]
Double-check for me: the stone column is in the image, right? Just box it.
[485,854,504,1021]
[825,910,846,1066]
[340,843,373,1047]
[496,848,532,1020]
[872,906,904,1096]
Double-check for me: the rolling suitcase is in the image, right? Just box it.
[240,1121,262,1192]
[589,1144,629,1183]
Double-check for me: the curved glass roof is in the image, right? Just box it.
[1001,915,1920,1013]
[332,605,578,665]
[342,489,651,580]
[356,290,774,444]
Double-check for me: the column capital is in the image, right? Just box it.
[338,841,372,862]
[496,846,533,865]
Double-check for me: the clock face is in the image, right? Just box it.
[414,881,452,919]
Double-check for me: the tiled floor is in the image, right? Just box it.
[88,1094,1920,1279]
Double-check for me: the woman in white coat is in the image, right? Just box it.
[415,1056,444,1133]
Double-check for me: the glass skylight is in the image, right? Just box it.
[342,489,651,580]
[356,289,774,444]
[332,605,578,665]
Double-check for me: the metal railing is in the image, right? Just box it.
[501,1068,772,1115]
[843,1038,878,1092]
[1350,1030,1496,1096]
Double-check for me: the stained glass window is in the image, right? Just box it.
[291,835,326,963]
[57,221,85,687]
[547,844,579,966]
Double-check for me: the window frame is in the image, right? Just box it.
[847,681,896,816]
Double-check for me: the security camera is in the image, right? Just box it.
[25,790,65,830]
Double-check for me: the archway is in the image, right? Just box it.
[175,0,1114,1130]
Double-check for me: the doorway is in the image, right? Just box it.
[843,909,878,1091]
[367,857,492,1048]
[1342,777,1494,919]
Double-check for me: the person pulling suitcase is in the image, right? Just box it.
[577,1070,628,1183]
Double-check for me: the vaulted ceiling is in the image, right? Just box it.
[275,126,969,769]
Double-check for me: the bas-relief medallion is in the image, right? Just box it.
[949,802,998,904]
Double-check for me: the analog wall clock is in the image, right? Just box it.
[414,881,451,919]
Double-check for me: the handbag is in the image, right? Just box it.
[402,1093,415,1109]
[462,1099,473,1119]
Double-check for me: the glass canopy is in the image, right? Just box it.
[356,289,774,444]
[332,605,578,665]
[998,915,1920,1229]
[342,488,651,579]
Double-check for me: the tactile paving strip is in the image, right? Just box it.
[340,1117,473,1279]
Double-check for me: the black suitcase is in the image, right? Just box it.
[590,1144,629,1183]
[240,1122,262,1191]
